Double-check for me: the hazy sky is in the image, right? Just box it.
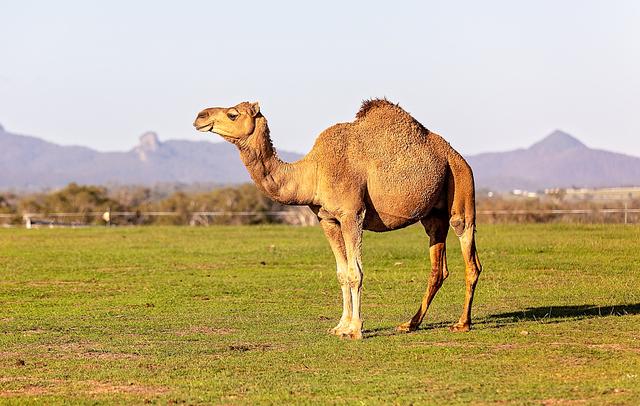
[1,1,639,157]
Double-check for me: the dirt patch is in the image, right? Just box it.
[84,380,169,395]
[410,341,475,348]
[29,342,142,361]
[228,343,272,352]
[83,350,140,361]
[493,343,521,350]
[1,385,54,397]
[0,378,168,398]
[176,326,235,336]
[587,343,640,353]
[0,351,21,359]
[0,377,33,383]
[432,341,471,348]
[175,263,223,272]
[540,399,587,405]
[0,378,65,397]
[394,339,481,348]
[21,328,46,335]
[24,280,95,287]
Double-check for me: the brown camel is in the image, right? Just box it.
[193,99,482,340]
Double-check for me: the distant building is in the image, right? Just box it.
[512,189,538,198]
[545,187,640,201]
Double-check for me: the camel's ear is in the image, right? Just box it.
[250,102,260,117]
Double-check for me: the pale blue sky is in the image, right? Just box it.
[1,1,639,156]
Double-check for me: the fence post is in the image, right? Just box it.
[624,202,628,225]
[102,209,111,226]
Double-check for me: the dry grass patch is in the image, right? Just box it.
[0,377,168,398]
[175,326,235,336]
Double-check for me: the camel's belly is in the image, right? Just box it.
[363,159,447,231]
[363,188,444,232]
[363,209,420,232]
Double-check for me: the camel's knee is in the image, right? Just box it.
[450,215,465,237]
[466,265,480,283]
[336,267,349,286]
[347,265,362,288]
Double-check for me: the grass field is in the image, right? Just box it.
[1,224,639,405]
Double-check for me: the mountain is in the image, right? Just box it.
[2,124,639,191]
[0,124,302,190]
[466,130,640,191]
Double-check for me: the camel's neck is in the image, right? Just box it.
[237,117,316,206]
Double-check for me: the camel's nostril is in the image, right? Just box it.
[198,112,208,119]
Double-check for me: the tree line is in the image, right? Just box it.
[1,183,637,226]
[0,183,305,226]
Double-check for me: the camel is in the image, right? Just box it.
[193,99,482,340]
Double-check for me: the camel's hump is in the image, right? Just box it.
[355,98,430,135]
[355,98,403,120]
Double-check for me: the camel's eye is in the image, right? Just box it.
[227,111,239,121]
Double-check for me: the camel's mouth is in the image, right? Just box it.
[194,122,238,141]
[195,124,214,132]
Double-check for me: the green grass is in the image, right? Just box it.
[1,224,639,405]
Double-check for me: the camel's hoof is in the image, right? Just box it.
[339,329,363,340]
[449,322,470,332]
[328,327,347,336]
[328,323,350,336]
[396,322,418,333]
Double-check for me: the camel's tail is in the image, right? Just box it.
[445,149,477,238]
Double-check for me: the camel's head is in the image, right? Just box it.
[193,102,261,143]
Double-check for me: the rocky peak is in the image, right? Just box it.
[139,131,160,151]
[135,132,161,161]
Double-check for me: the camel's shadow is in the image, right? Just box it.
[483,303,640,326]
[364,303,640,338]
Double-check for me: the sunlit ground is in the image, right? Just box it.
[1,224,639,404]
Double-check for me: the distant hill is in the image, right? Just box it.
[466,130,640,191]
[0,124,302,190]
[2,124,639,191]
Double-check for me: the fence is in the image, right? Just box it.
[9,208,319,228]
[0,206,638,228]
[477,207,639,224]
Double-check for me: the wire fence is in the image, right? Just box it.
[476,206,639,224]
[0,206,638,228]
[2,209,319,228]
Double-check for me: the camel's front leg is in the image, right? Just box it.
[319,219,352,335]
[339,209,365,340]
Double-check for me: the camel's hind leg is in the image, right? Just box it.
[446,150,482,331]
[397,210,449,332]
[450,224,482,332]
